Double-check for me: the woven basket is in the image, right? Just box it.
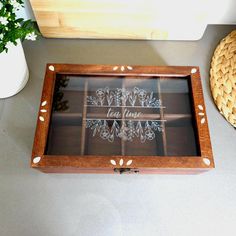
[210,30,236,128]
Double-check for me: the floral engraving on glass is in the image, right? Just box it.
[87,87,162,108]
[198,105,205,124]
[86,87,165,143]
[86,120,164,143]
[110,159,133,166]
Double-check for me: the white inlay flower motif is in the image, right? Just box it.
[39,101,47,122]
[33,156,41,164]
[198,105,205,124]
[191,68,197,74]
[49,65,55,71]
[198,105,203,110]
[41,101,47,106]
[113,65,133,71]
[110,159,133,166]
[110,160,116,165]
[119,159,124,166]
[203,158,210,166]
[39,116,45,122]
[126,160,133,166]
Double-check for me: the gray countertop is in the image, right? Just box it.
[0,25,236,236]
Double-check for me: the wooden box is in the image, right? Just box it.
[31,64,214,174]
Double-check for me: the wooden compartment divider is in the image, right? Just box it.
[52,112,190,121]
[157,79,167,155]
[121,78,126,156]
[80,80,88,155]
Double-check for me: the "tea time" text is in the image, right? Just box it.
[106,108,142,119]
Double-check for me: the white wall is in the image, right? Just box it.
[17,0,35,20]
[207,0,236,24]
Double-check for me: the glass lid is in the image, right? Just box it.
[45,74,199,156]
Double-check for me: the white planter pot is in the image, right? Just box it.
[0,40,29,98]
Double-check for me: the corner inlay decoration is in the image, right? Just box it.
[191,68,197,74]
[203,158,210,166]
[49,65,55,71]
[33,156,41,164]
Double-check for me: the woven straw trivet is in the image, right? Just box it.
[210,30,236,128]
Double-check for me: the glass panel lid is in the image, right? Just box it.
[45,75,199,156]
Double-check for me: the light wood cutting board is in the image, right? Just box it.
[29,0,207,40]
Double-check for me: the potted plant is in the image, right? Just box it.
[0,0,38,98]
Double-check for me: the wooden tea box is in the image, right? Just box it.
[31,64,214,174]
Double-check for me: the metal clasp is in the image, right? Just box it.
[114,168,139,174]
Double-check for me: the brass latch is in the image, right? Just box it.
[114,168,139,174]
